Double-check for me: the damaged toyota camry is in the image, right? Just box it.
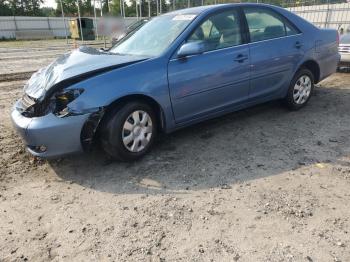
[11,4,340,161]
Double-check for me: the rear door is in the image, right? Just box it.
[168,9,250,123]
[243,6,304,100]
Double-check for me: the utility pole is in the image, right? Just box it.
[148,0,151,17]
[160,0,162,13]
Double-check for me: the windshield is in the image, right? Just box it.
[110,14,196,57]
[127,19,147,32]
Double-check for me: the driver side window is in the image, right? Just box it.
[188,10,242,52]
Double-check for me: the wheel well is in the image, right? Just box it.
[99,94,166,133]
[300,60,320,83]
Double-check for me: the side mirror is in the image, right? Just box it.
[177,41,205,58]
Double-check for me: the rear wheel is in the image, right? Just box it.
[285,68,314,110]
[100,101,157,161]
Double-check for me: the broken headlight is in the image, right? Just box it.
[50,88,84,117]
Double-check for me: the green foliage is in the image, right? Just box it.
[0,0,96,16]
[41,7,56,16]
[1,0,45,16]
[55,0,94,16]
[110,0,121,16]
[0,0,13,15]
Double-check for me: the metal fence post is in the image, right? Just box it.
[47,17,52,36]
[324,0,330,28]
[136,2,139,19]
[100,0,106,48]
[13,16,18,33]
[93,0,99,39]
[76,0,84,43]
[60,0,69,44]
[140,0,142,18]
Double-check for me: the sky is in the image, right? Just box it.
[41,0,167,9]
[41,0,57,8]
[41,0,106,9]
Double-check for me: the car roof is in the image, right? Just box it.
[164,3,279,16]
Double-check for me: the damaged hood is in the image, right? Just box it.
[24,46,148,100]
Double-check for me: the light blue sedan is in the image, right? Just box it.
[11,4,340,161]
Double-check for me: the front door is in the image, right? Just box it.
[168,9,251,123]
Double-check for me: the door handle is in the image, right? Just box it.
[295,41,303,49]
[234,54,248,63]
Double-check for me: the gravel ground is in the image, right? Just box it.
[0,40,107,82]
[0,41,350,262]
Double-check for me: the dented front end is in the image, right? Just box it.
[12,84,106,157]
[11,103,94,158]
[11,46,149,157]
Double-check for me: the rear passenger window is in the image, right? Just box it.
[243,7,299,42]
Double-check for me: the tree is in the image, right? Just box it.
[41,6,56,16]
[102,0,109,13]
[55,0,94,16]
[2,0,45,16]
[110,0,121,16]
[0,0,13,15]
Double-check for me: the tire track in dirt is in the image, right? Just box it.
[0,72,35,83]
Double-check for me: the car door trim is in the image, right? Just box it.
[169,42,250,62]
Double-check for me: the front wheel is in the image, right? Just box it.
[100,101,157,161]
[285,68,314,110]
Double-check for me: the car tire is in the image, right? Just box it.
[285,68,314,110]
[100,101,157,161]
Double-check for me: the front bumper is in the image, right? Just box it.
[11,101,91,158]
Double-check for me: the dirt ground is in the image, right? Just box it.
[0,41,350,262]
